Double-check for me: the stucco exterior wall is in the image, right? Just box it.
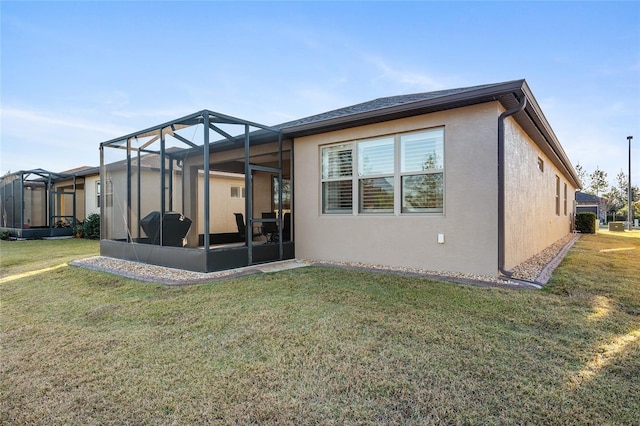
[503,116,576,269]
[84,174,100,217]
[294,103,502,276]
[195,172,248,235]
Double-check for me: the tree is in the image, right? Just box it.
[575,163,588,189]
[615,170,639,203]
[617,201,640,221]
[588,166,608,197]
[603,187,624,222]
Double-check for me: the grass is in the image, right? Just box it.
[0,238,100,278]
[1,235,638,424]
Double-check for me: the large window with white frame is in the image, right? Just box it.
[320,128,444,215]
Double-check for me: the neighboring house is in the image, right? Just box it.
[575,191,606,222]
[54,166,101,222]
[0,166,104,238]
[99,79,581,277]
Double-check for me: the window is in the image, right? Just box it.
[537,157,544,173]
[230,186,245,198]
[358,137,394,213]
[555,175,560,215]
[563,183,567,216]
[322,144,353,213]
[273,177,291,210]
[401,130,444,213]
[321,128,444,215]
[96,181,101,208]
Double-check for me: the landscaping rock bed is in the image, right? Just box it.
[72,234,580,288]
[510,233,580,283]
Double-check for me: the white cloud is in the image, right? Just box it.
[0,107,129,175]
[363,54,453,93]
[1,107,128,138]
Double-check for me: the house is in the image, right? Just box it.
[54,166,101,221]
[575,191,606,223]
[99,79,581,277]
[0,167,101,238]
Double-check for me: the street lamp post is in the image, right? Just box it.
[628,136,633,231]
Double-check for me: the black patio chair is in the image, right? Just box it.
[282,212,291,241]
[234,213,261,240]
[261,212,278,243]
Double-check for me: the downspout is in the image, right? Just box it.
[498,95,527,277]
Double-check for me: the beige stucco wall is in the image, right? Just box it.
[181,141,291,245]
[84,174,100,217]
[195,172,248,235]
[294,103,502,276]
[503,117,576,269]
[52,178,86,223]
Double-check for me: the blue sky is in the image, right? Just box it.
[1,1,639,187]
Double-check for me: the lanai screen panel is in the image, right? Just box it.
[101,139,193,244]
[99,110,290,271]
[0,174,22,228]
[24,182,47,227]
[1,169,77,234]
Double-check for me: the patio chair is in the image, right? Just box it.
[282,212,291,241]
[261,212,278,243]
[234,213,261,240]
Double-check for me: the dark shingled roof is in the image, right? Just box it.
[276,81,516,130]
[576,191,602,202]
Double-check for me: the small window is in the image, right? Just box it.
[273,177,291,210]
[96,181,101,208]
[230,186,245,198]
[563,183,568,216]
[555,175,560,215]
[537,157,544,172]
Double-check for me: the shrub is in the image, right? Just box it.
[82,213,100,239]
[576,212,597,234]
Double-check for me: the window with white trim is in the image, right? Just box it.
[358,137,394,213]
[321,144,353,213]
[400,130,444,213]
[320,128,444,215]
[563,183,568,216]
[230,186,245,198]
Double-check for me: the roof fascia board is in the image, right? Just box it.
[282,80,526,135]
[517,82,581,188]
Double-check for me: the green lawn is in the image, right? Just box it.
[1,235,638,424]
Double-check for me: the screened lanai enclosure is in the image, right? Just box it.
[0,169,78,238]
[100,110,293,272]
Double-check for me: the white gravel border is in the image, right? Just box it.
[71,234,580,289]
